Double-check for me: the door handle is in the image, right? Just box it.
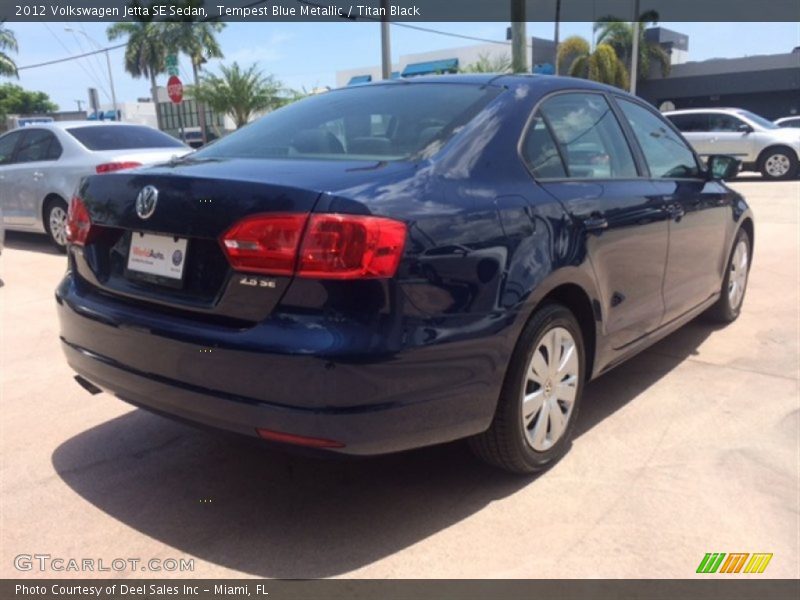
[33,171,44,178]
[582,214,608,233]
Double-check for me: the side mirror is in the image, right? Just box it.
[707,155,741,180]
[737,123,753,134]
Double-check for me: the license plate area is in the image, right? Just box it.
[125,232,188,289]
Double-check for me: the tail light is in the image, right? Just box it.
[66,196,93,246]
[220,213,406,279]
[96,161,141,174]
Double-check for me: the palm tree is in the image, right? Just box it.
[557,36,629,89]
[459,53,512,74]
[190,62,284,128]
[594,12,671,79]
[0,21,19,78]
[165,2,225,142]
[107,17,167,128]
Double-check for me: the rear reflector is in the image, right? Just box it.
[256,428,345,449]
[220,213,406,279]
[96,161,142,174]
[66,196,93,246]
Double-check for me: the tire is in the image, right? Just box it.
[470,303,586,474]
[707,228,751,323]
[44,197,68,253]
[759,146,798,180]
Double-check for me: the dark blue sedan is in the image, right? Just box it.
[56,75,753,473]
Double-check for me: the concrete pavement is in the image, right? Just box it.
[1,179,798,579]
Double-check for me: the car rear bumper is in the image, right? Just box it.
[56,273,508,455]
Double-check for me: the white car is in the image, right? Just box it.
[0,121,191,250]
[775,116,800,129]
[665,108,800,180]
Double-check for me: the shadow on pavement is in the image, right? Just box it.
[51,319,718,577]
[3,231,63,255]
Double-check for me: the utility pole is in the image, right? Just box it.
[65,29,119,119]
[630,0,641,94]
[380,0,392,79]
[510,0,528,73]
[554,0,561,74]
[75,100,84,112]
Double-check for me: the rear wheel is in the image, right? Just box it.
[470,303,585,474]
[707,228,751,323]
[44,197,68,252]
[759,147,798,180]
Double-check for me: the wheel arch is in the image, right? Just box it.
[756,144,798,168]
[42,192,68,228]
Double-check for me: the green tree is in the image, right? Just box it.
[459,53,512,74]
[107,6,168,129]
[165,1,226,141]
[557,36,629,89]
[594,13,671,79]
[0,83,58,118]
[190,62,284,128]
[0,21,19,78]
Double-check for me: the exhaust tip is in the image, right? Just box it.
[74,375,102,396]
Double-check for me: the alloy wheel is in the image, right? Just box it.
[49,205,68,247]
[764,153,791,178]
[728,239,749,310]
[522,326,579,452]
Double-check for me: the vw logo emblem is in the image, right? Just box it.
[135,185,159,220]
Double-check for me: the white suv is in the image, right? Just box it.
[665,108,800,180]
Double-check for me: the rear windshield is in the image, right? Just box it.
[193,83,501,162]
[67,125,185,151]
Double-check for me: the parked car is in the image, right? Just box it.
[0,122,191,250]
[57,76,753,474]
[774,116,800,129]
[665,108,800,180]
[0,203,4,257]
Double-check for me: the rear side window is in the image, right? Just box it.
[617,99,700,179]
[668,113,708,132]
[194,83,501,162]
[0,130,23,164]
[67,125,185,150]
[707,113,746,132]
[15,129,62,162]
[529,92,638,179]
[522,116,567,178]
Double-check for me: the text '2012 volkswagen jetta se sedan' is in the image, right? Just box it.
[57,75,754,473]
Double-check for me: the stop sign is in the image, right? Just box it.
[167,75,183,104]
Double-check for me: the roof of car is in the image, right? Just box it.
[663,108,747,115]
[354,73,636,96]
[20,120,144,130]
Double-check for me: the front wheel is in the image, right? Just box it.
[707,228,751,323]
[469,303,585,474]
[44,198,68,252]
[759,147,798,180]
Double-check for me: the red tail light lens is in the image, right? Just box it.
[220,213,407,280]
[220,213,309,275]
[256,428,345,449]
[66,196,93,246]
[298,214,407,279]
[96,161,142,174]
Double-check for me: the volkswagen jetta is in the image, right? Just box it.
[56,75,754,473]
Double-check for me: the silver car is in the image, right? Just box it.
[0,122,190,250]
[665,108,800,180]
[775,116,800,129]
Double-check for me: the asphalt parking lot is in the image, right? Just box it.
[1,178,798,579]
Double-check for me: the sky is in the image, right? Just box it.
[9,21,800,111]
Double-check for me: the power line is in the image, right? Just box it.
[18,42,126,71]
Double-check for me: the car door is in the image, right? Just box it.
[5,129,63,228]
[522,91,669,350]
[615,98,730,323]
[704,112,757,162]
[669,112,714,158]
[0,130,27,227]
